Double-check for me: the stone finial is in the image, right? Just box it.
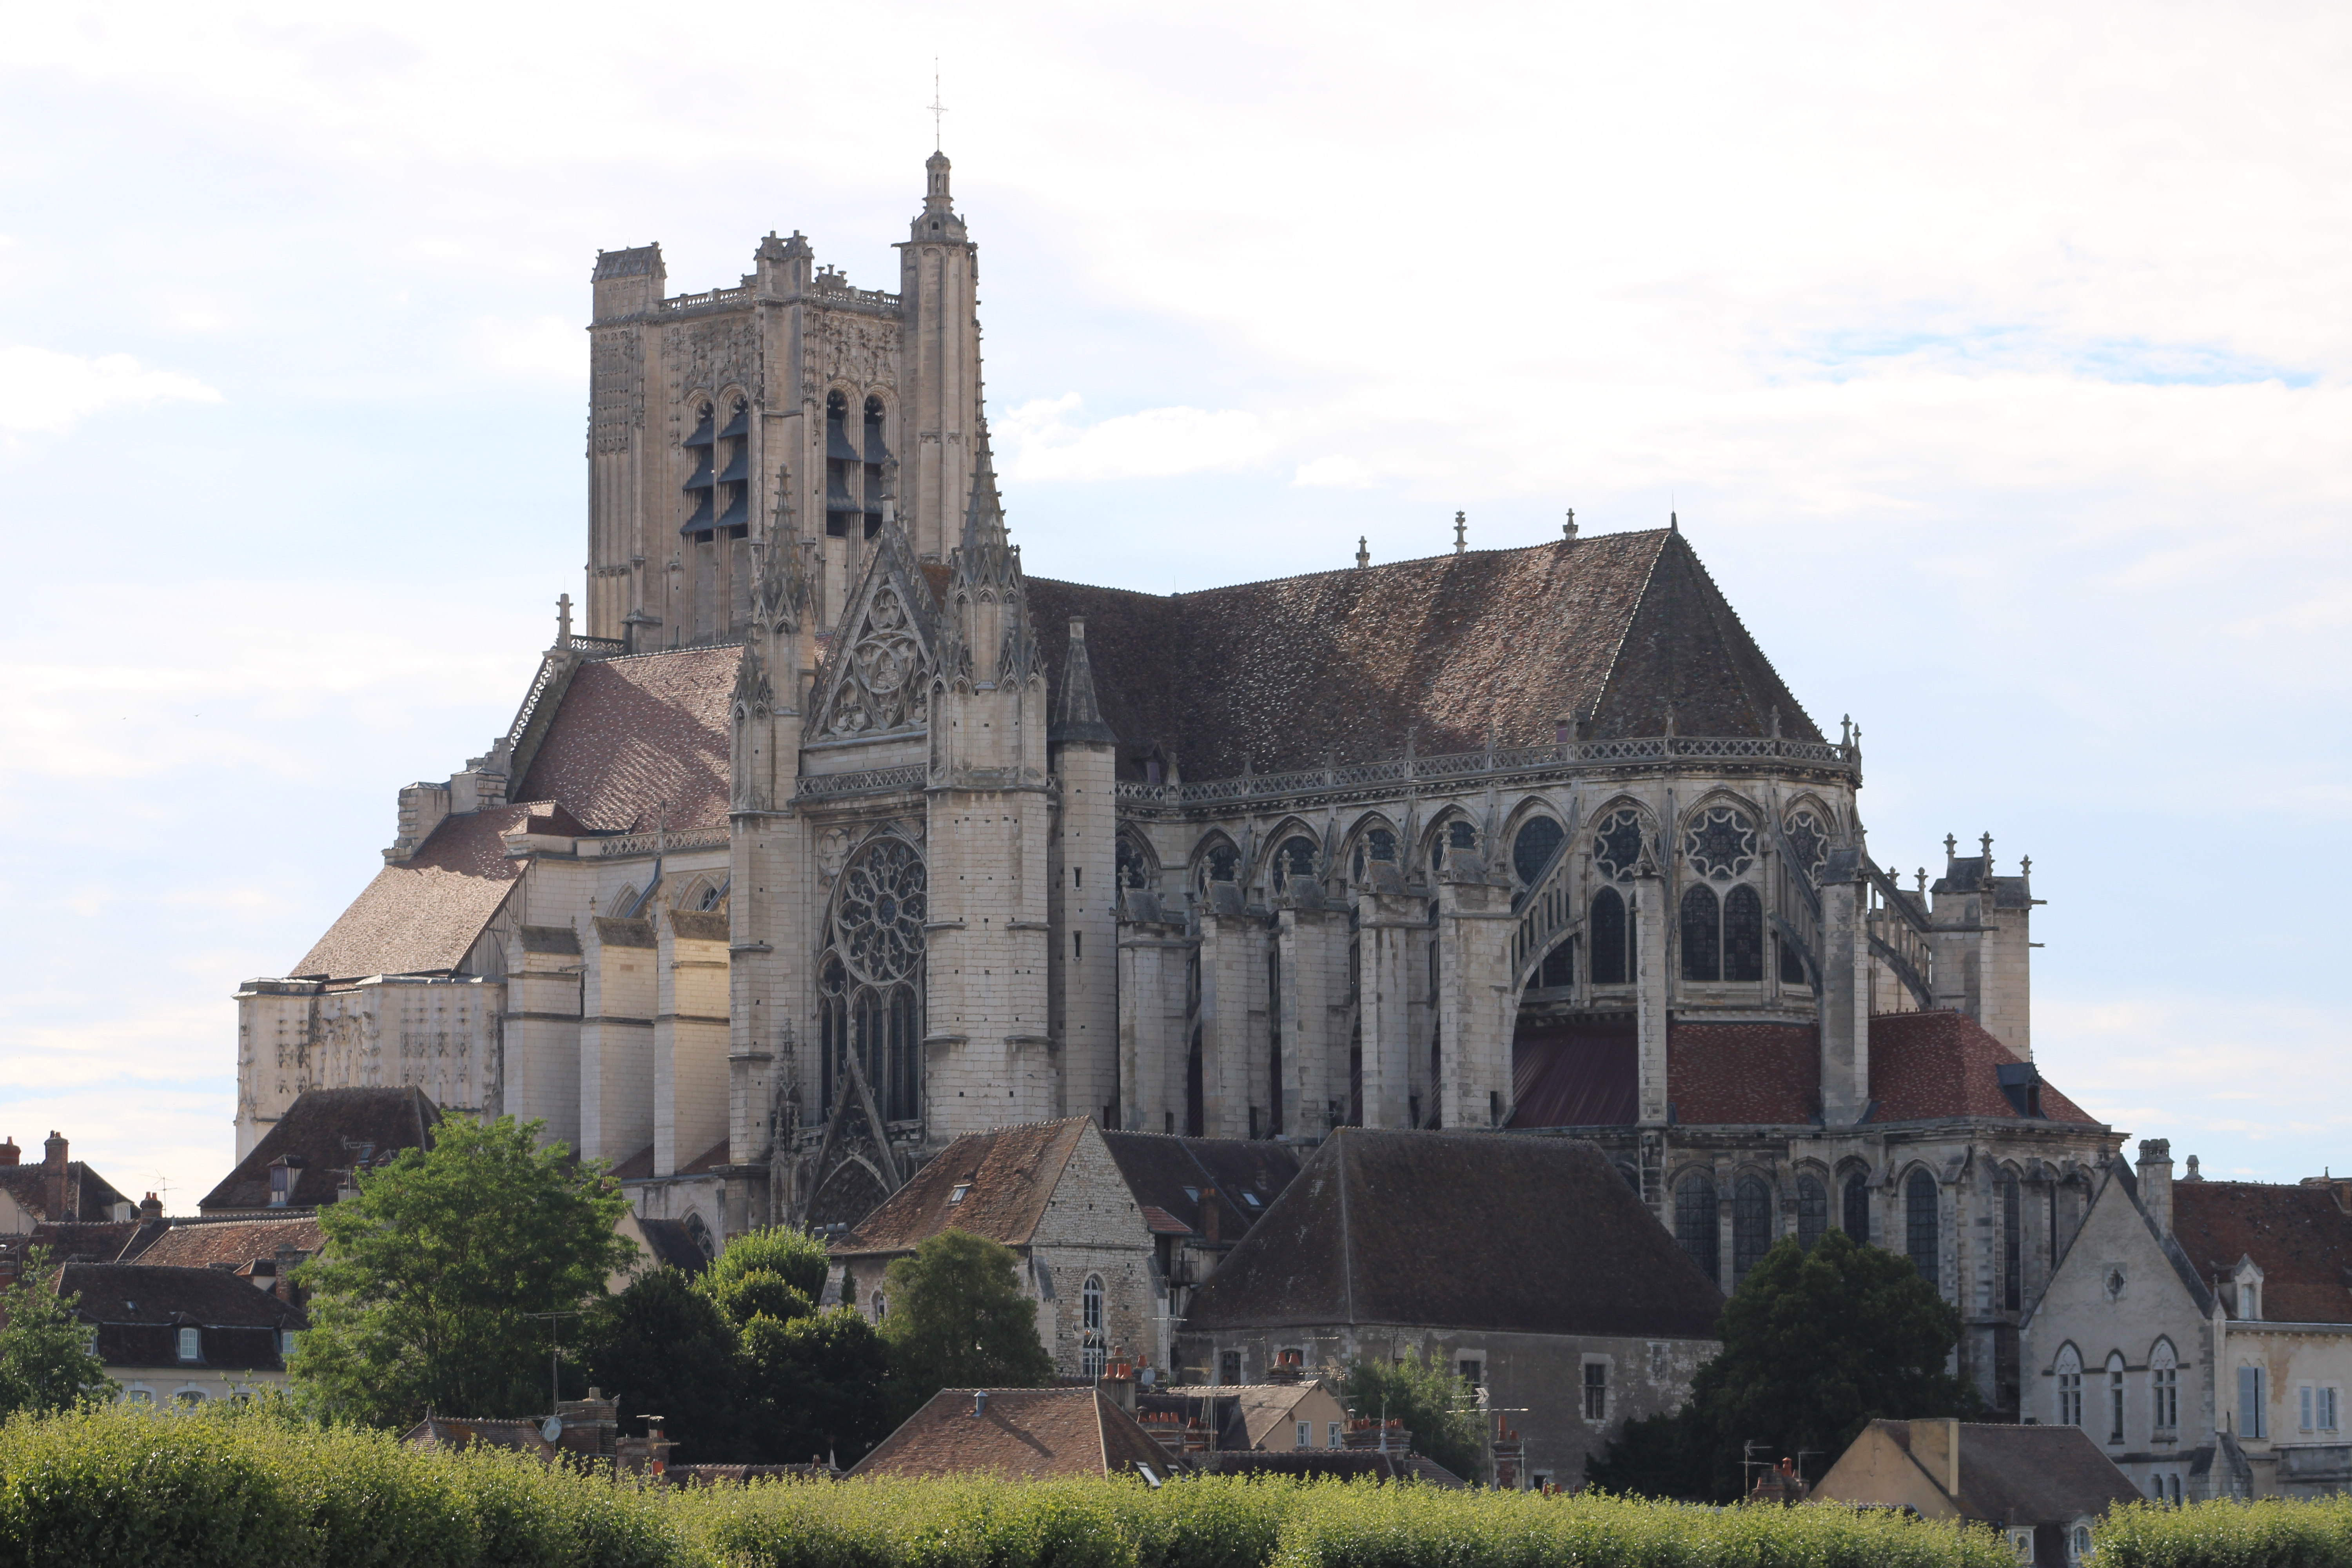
[1670,510,1679,533]
[1564,508,1577,539]
[1916,868,1926,893]
[557,593,573,649]
[1980,832,1994,869]
[1354,536,1370,570]
[2020,855,2032,877]
[1453,511,1466,555]
[1944,833,1958,863]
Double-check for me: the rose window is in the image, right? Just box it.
[833,836,926,985]
[1593,809,1648,882]
[1783,810,1829,880]
[1684,808,1757,882]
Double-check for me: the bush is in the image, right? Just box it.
[2096,1495,2352,1568]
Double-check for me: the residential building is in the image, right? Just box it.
[848,1387,1179,1481]
[1140,1376,1348,1456]
[55,1261,308,1407]
[2021,1140,2352,1499]
[0,1132,134,1230]
[1176,1128,1723,1490]
[1810,1419,2140,1567]
[201,1086,438,1212]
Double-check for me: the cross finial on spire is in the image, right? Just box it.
[1453,511,1466,555]
[1564,508,1577,539]
[929,62,946,151]
[1355,536,1370,570]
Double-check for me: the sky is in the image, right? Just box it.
[2,1,2348,1210]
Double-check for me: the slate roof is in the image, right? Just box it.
[833,1118,1092,1257]
[1026,529,1819,777]
[56,1261,307,1372]
[1182,1128,1723,1340]
[633,1218,714,1275]
[134,1214,326,1271]
[0,1158,134,1226]
[199,1087,439,1212]
[2171,1181,2352,1325]
[1841,1420,2141,1525]
[1099,1132,1303,1241]
[509,647,738,833]
[1506,1010,2098,1130]
[848,1387,1181,1480]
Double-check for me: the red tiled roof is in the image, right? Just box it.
[510,647,739,833]
[1025,530,1820,778]
[1867,1011,2096,1124]
[1670,1022,1820,1124]
[2172,1182,2352,1325]
[849,1387,1178,1480]
[1140,1206,1191,1236]
[289,806,545,979]
[833,1119,1091,1257]
[134,1215,325,1270]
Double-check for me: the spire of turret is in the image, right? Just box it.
[750,463,809,633]
[1051,618,1117,746]
[940,419,1037,689]
[960,420,1008,552]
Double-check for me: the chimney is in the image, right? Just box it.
[1201,1185,1220,1246]
[0,1137,18,1166]
[139,1192,163,1221]
[1098,1352,1137,1413]
[43,1132,68,1220]
[2137,1139,2175,1236]
[1912,1418,1961,1500]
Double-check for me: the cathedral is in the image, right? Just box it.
[236,152,2120,1414]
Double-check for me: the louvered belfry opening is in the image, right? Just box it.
[824,390,860,539]
[680,403,716,535]
[714,399,750,539]
[862,395,889,539]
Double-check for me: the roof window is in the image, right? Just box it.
[1183,1186,1199,1202]
[949,1182,971,1205]
[1243,1192,1261,1207]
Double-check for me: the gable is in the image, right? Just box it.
[809,526,940,743]
[2026,1167,2207,1343]
[1029,1123,1153,1249]
[832,1118,1089,1256]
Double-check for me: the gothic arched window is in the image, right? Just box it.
[1593,808,1647,882]
[818,835,926,1125]
[1797,1175,1828,1250]
[1273,835,1319,892]
[2055,1343,2084,1427]
[1732,1176,1773,1285]
[1436,817,1478,876]
[1723,885,1763,982]
[1675,1172,1719,1285]
[2151,1338,2179,1432]
[1590,886,1630,985]
[1842,1172,1870,1244]
[1906,1168,1940,1289]
[1680,884,1722,981]
[1081,1273,1107,1378]
[682,401,717,536]
[1350,825,1398,882]
[861,395,889,538]
[1116,832,1154,891]
[1197,839,1241,893]
[1512,816,1565,886]
[2002,1170,2024,1311]
[825,390,861,539]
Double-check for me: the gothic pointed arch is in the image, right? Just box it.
[1257,816,1324,890]
[809,522,940,740]
[1191,829,1243,898]
[815,826,927,1130]
[1343,811,1401,884]
[1420,807,1483,878]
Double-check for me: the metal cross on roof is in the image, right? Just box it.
[929,65,947,150]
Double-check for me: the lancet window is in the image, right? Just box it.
[1590,886,1632,985]
[2002,1170,2024,1311]
[1732,1176,1774,1284]
[1682,883,1764,982]
[1675,1173,1720,1285]
[1350,826,1398,882]
[1842,1172,1870,1243]
[1116,832,1155,891]
[824,390,860,539]
[1906,1168,1941,1289]
[861,395,889,537]
[1435,817,1478,876]
[817,835,926,1125]
[1797,1175,1829,1249]
[1272,835,1319,893]
[682,401,717,536]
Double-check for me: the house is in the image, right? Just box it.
[53,1261,309,1407]
[1810,1419,2140,1567]
[0,1133,136,1231]
[1175,1127,1724,1491]
[2020,1139,2352,1500]
[848,1387,1180,1481]
[131,1213,328,1299]
[1135,1373,1348,1457]
[201,1087,439,1212]
[828,1117,1297,1378]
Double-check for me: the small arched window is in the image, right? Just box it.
[1796,1176,1828,1250]
[2055,1343,2084,1427]
[1842,1172,1870,1244]
[1081,1273,1107,1378]
[1590,886,1630,985]
[1906,1169,1940,1289]
[1680,884,1722,981]
[2106,1351,2127,1443]
[2151,1338,2179,1432]
[1674,1172,1720,1286]
[1512,816,1564,886]
[872,1292,888,1322]
[1732,1176,1773,1285]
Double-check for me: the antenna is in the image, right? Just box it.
[929,62,947,151]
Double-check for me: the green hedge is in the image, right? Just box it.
[0,1404,2255,1568]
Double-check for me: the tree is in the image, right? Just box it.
[1585,1229,1975,1500]
[1335,1352,1486,1483]
[0,1249,114,1417]
[741,1306,894,1465]
[699,1225,829,1303]
[878,1230,1053,1405]
[575,1267,746,1463]
[290,1114,634,1428]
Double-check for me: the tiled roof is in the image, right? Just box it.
[1506,1011,2099,1131]
[2172,1181,2352,1325]
[1155,1381,1328,1448]
[199,1087,439,1211]
[58,1262,307,1373]
[1182,1129,1723,1340]
[403,1417,557,1458]
[134,1215,326,1270]
[1861,1420,2141,1524]
[1025,529,1819,777]
[1099,1132,1303,1241]
[848,1387,1180,1480]
[833,1118,1092,1256]
[510,647,739,833]
[289,806,540,979]
[0,1160,134,1225]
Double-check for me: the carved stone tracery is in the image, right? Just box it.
[820,584,929,737]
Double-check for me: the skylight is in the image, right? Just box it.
[949,1183,972,1204]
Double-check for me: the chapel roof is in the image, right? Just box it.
[1181,1128,1723,1339]
[199,1087,439,1212]
[1506,1010,2098,1130]
[848,1387,1178,1481]
[831,1117,1093,1256]
[2171,1180,2352,1326]
[1025,528,1819,777]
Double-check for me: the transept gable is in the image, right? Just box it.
[809,522,940,742]
[1586,528,1821,744]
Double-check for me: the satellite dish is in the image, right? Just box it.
[541,1416,563,1443]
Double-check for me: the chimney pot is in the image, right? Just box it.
[0,1138,16,1166]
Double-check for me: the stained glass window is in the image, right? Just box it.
[1590,887,1629,985]
[821,837,926,1124]
[1594,809,1646,882]
[1512,816,1565,886]
[1273,835,1319,891]
[1906,1168,1940,1289]
[1684,807,1757,881]
[1367,828,1397,863]
[1842,1173,1870,1244]
[1797,1176,1828,1249]
[1680,884,1721,981]
[1783,809,1829,880]
[1733,1176,1773,1284]
[1439,818,1478,875]
[1723,884,1764,982]
[1675,1173,1720,1285]
[2003,1172,2023,1311]
[1203,842,1241,884]
[1538,940,1574,989]
[1116,833,1152,889]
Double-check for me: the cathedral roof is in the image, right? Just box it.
[2170,1181,2352,1325]
[1180,1128,1723,1340]
[510,646,739,833]
[1026,528,1818,778]
[289,804,538,980]
[1506,1010,2099,1130]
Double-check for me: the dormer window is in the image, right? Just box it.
[177,1327,200,1362]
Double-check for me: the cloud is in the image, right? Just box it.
[997,394,1281,483]
[0,345,219,437]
